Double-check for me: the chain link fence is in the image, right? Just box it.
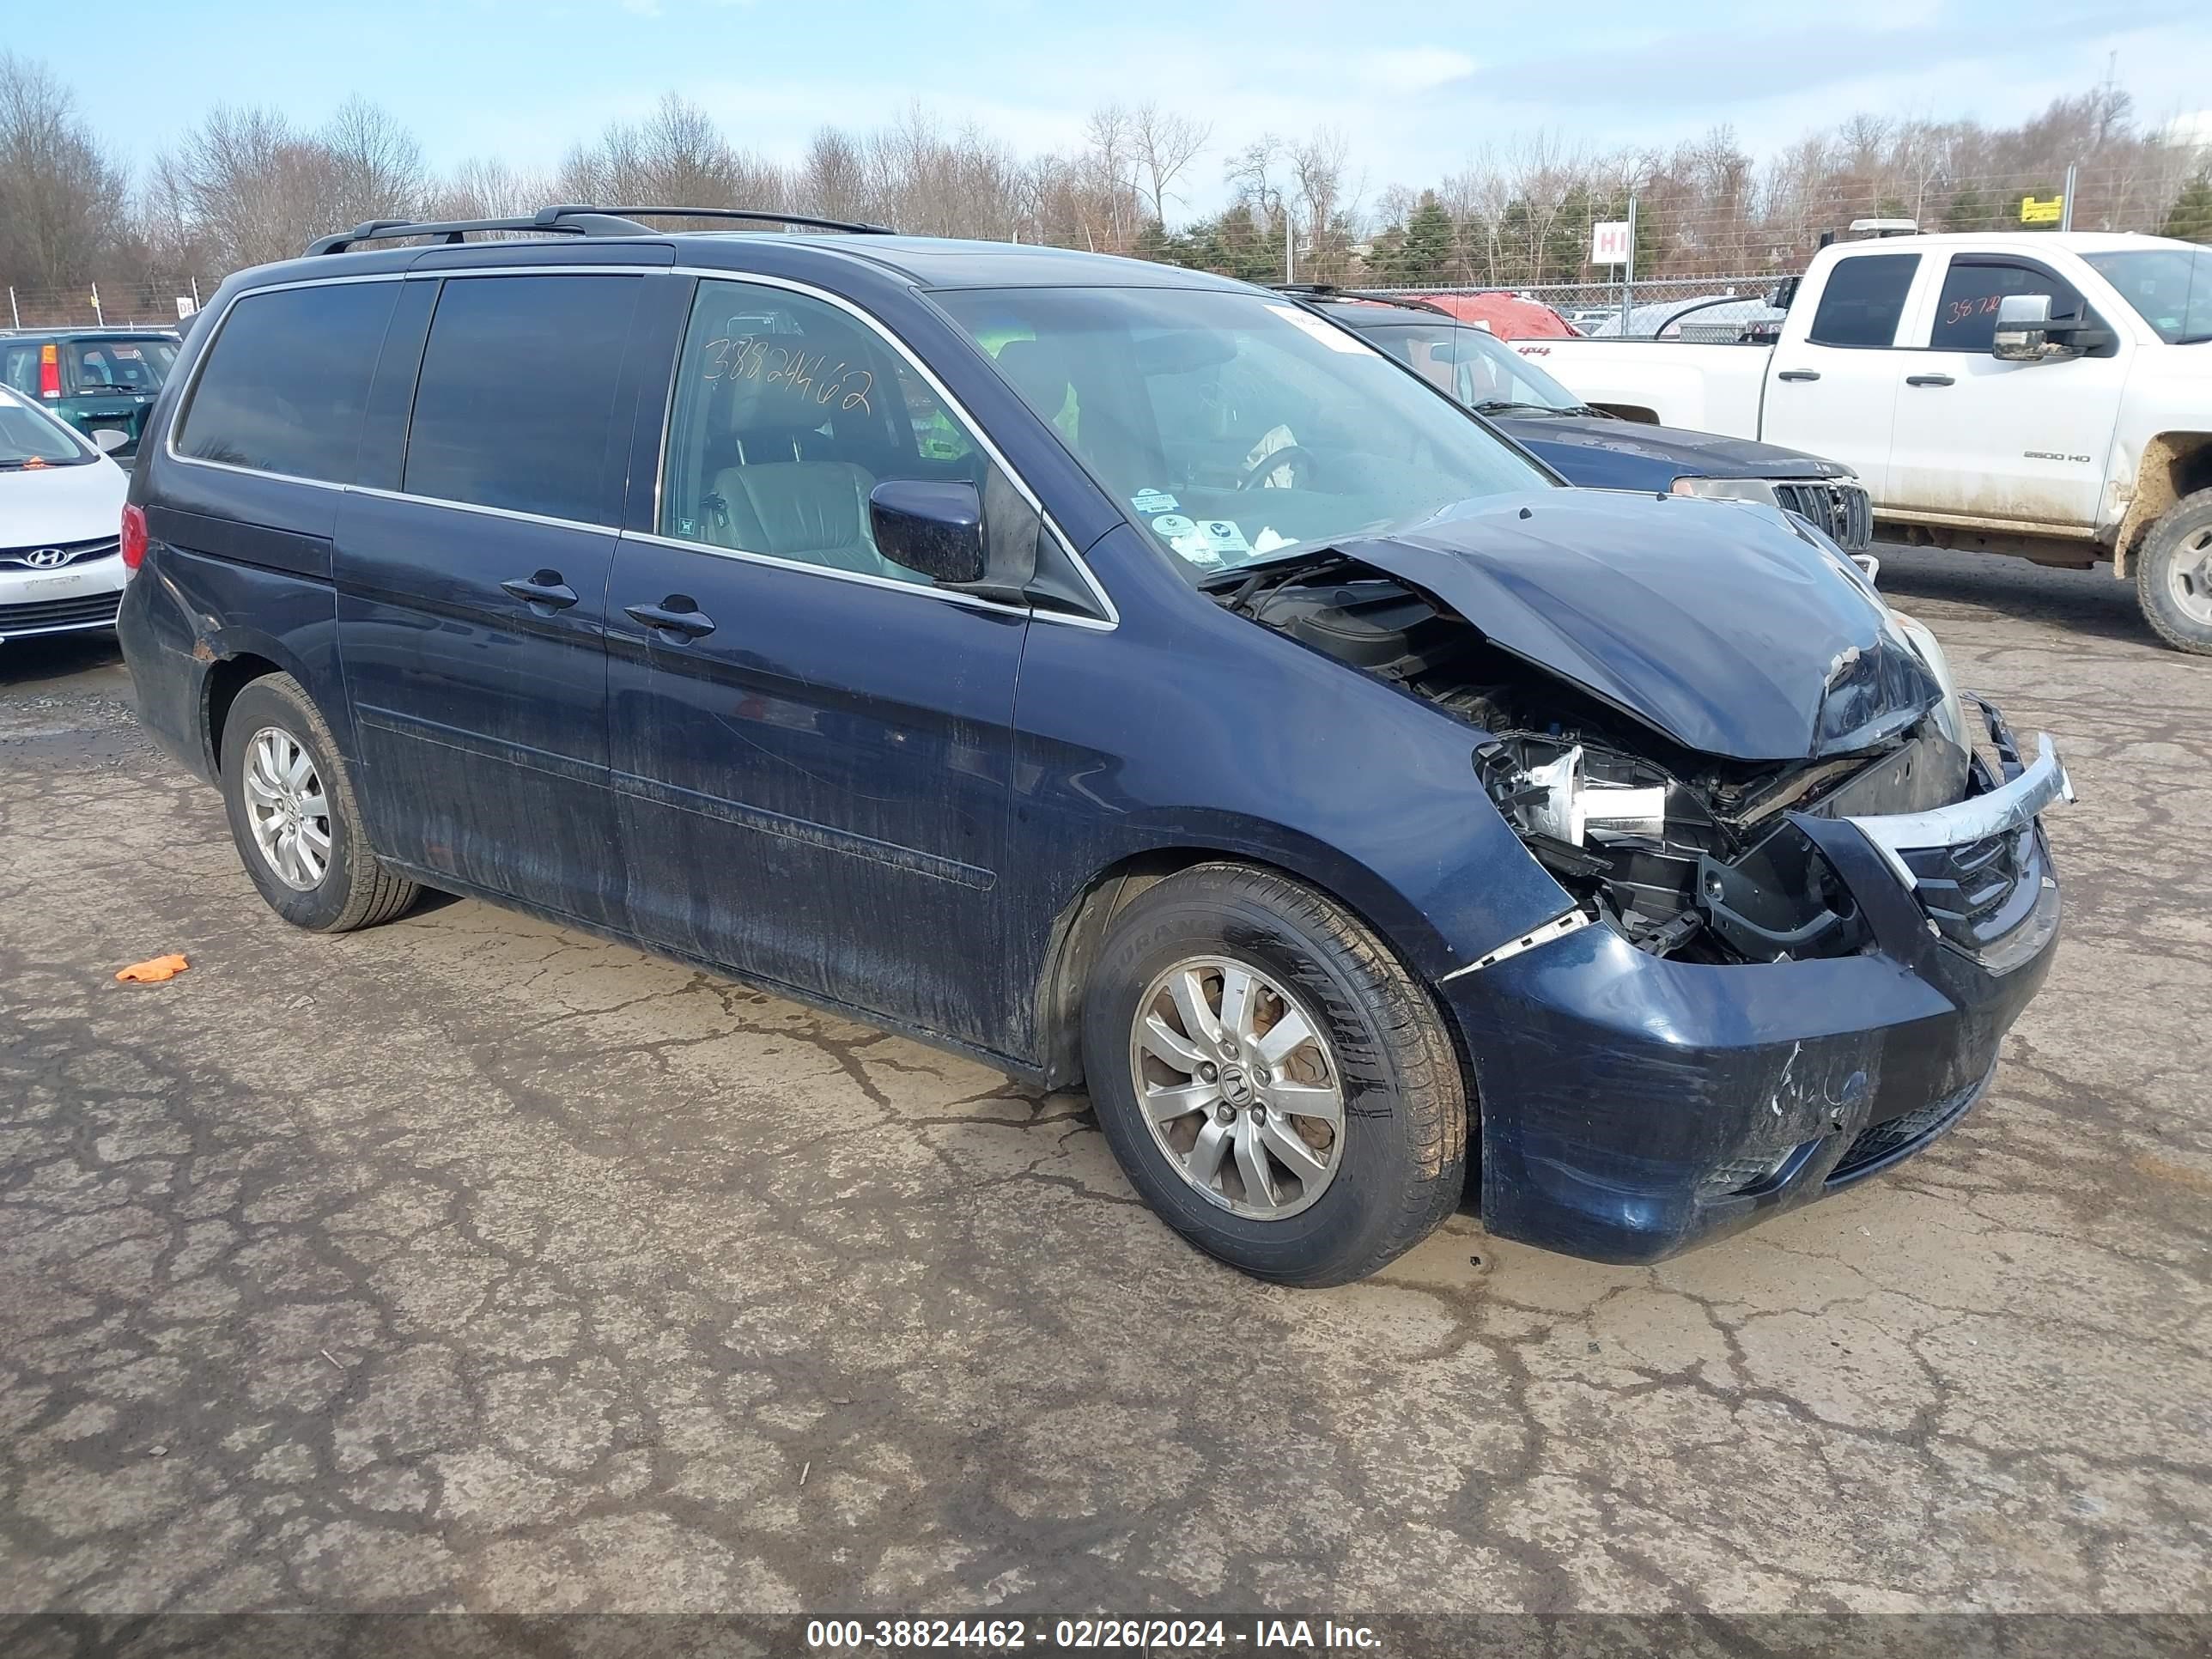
[5,282,206,331]
[1370,275,1788,339]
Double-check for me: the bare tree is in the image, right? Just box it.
[559,93,788,226]
[322,96,427,228]
[799,126,871,223]
[1289,129,1348,231]
[155,104,341,271]
[0,51,124,290]
[422,156,555,224]
[1080,104,1138,251]
[3,47,2203,308]
[1130,102,1210,228]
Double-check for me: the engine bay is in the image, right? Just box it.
[1230,562,1969,964]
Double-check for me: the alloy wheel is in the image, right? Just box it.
[241,725,331,890]
[1127,955,1345,1219]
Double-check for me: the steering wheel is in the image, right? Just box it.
[1238,444,1322,491]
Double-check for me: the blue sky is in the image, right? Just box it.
[13,0,2211,213]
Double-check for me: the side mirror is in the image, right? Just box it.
[91,428,129,453]
[1992,293,2100,362]
[869,480,986,586]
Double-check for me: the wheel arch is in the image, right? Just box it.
[1028,839,1460,1093]
[201,649,288,777]
[2114,432,2212,577]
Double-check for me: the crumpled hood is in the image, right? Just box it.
[1492,413,1855,482]
[1335,489,1938,763]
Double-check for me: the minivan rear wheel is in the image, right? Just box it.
[219,673,418,933]
[1081,863,1467,1286]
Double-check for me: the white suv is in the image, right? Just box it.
[0,382,130,644]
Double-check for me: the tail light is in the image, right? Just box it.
[39,343,62,398]
[121,504,148,574]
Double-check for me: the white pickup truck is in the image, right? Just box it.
[1514,232,2212,652]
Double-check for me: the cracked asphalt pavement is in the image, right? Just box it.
[2,545,2207,1618]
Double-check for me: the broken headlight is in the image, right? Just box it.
[1479,738,1868,964]
[1888,609,1968,754]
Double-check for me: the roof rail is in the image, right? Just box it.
[592,206,894,235]
[307,203,892,256]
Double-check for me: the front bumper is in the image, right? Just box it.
[1444,698,2066,1264]
[0,554,127,641]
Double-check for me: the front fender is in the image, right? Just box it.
[1012,528,1577,995]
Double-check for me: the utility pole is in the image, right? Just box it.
[2061,162,2077,232]
[90,283,105,325]
[7,287,17,330]
[1619,192,1638,336]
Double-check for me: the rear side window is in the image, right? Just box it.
[1,343,37,396]
[1930,260,2087,353]
[1808,253,1919,349]
[175,284,397,482]
[402,275,639,526]
[70,338,175,392]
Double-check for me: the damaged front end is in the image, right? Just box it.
[1233,547,1978,970]
[1212,492,2072,1262]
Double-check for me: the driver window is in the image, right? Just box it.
[659,278,990,583]
[1929,260,2085,354]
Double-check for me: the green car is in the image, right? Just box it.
[0,327,182,462]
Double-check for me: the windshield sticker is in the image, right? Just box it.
[1264,303,1371,355]
[1132,488,1179,514]
[1158,517,1224,567]
[1196,520,1251,558]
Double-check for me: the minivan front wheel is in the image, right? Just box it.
[219,673,419,933]
[1082,864,1467,1286]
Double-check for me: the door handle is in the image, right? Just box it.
[1776,369,1820,382]
[501,571,579,610]
[625,596,717,640]
[1905,374,1955,387]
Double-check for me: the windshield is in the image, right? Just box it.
[69,337,178,392]
[935,287,1552,576]
[2081,247,2212,344]
[0,392,95,469]
[1352,319,1585,412]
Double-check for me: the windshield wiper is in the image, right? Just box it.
[1202,548,1347,613]
[1473,399,1574,416]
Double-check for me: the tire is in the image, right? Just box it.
[2135,489,2212,655]
[218,672,418,933]
[1081,862,1467,1287]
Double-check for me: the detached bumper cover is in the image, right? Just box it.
[1847,721,2073,886]
[1447,700,2067,1264]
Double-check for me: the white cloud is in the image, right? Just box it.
[2165,108,2212,149]
[1358,46,1478,94]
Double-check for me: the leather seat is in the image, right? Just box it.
[703,461,919,581]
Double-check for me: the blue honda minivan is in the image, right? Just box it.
[118,208,2071,1285]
